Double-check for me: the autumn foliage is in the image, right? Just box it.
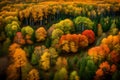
[1,1,120,80]
[39,51,50,71]
[101,35,120,51]
[94,61,117,80]
[35,27,47,42]
[88,44,110,63]
[12,48,27,67]
[27,69,40,80]
[7,43,28,80]
[9,43,21,56]
[82,30,95,44]
[110,50,120,64]
[56,57,68,70]
[13,32,25,45]
[59,34,88,53]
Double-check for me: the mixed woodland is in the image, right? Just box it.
[0,0,120,80]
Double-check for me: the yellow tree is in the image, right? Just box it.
[56,57,68,70]
[35,27,47,42]
[27,69,40,80]
[39,51,50,71]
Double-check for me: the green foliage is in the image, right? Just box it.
[45,38,51,48]
[100,16,111,32]
[109,28,119,35]
[24,45,34,58]
[96,33,107,46]
[116,17,120,29]
[70,71,79,80]
[54,19,74,34]
[74,16,94,32]
[2,38,11,55]
[67,58,74,70]
[49,47,58,58]
[54,67,68,80]
[51,29,64,40]
[21,26,34,36]
[22,63,33,80]
[79,56,97,80]
[5,21,21,38]
[31,53,38,65]
[109,21,119,35]
[0,31,6,42]
[112,70,120,80]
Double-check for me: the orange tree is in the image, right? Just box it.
[59,34,88,53]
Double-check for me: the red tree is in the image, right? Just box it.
[82,30,95,44]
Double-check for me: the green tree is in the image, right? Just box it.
[5,21,21,38]
[31,53,38,65]
[70,71,79,80]
[2,38,11,55]
[74,16,94,33]
[54,67,68,80]
[51,29,64,40]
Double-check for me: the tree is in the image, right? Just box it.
[51,29,64,40]
[9,43,20,56]
[70,71,79,80]
[13,32,25,45]
[39,51,50,71]
[5,21,21,38]
[56,57,68,70]
[54,67,68,80]
[82,30,95,44]
[31,53,38,65]
[13,48,28,68]
[21,26,34,44]
[79,57,97,80]
[97,24,103,37]
[2,38,11,54]
[110,50,120,64]
[88,44,110,63]
[101,35,120,51]
[35,27,47,42]
[59,34,88,53]
[54,19,74,34]
[21,26,34,36]
[49,47,58,65]
[74,16,94,32]
[4,16,19,24]
[100,16,111,32]
[109,20,119,35]
[94,61,117,80]
[27,69,40,80]
[49,47,58,59]
[33,45,46,57]
[78,34,88,48]
[7,47,28,80]
[7,64,19,80]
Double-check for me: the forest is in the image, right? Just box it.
[0,0,120,80]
